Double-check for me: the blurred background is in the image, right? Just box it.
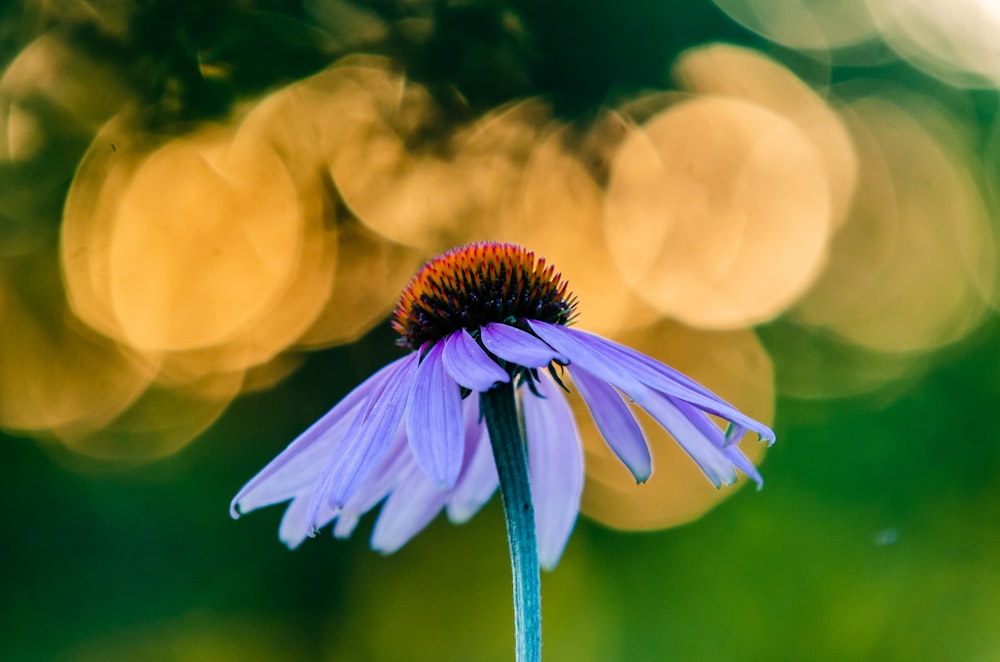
[2,0,999,659]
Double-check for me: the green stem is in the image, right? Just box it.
[481,382,541,662]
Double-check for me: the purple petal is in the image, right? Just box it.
[634,390,738,488]
[576,326,774,443]
[725,423,749,447]
[537,323,723,401]
[278,495,338,549]
[525,321,646,391]
[234,411,355,515]
[333,426,412,538]
[230,357,402,518]
[370,460,448,554]
[522,373,584,571]
[447,397,498,523]
[568,366,651,483]
[406,342,465,489]
[671,398,763,488]
[332,512,360,539]
[305,352,419,528]
[670,397,728,448]
[528,321,774,444]
[441,329,510,392]
[723,445,764,488]
[480,322,566,368]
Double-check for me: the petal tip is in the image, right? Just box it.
[539,547,566,572]
[445,506,471,524]
[630,461,653,484]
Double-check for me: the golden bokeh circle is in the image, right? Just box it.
[793,96,996,353]
[605,96,833,329]
[108,125,305,352]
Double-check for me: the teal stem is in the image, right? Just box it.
[481,382,542,662]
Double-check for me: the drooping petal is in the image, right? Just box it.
[526,321,647,392]
[671,398,763,489]
[446,428,498,523]
[279,496,337,550]
[522,373,584,571]
[370,460,449,554]
[305,353,419,528]
[441,329,510,392]
[724,444,763,488]
[333,426,412,539]
[480,322,566,368]
[230,357,403,518]
[634,389,738,488]
[406,342,465,489]
[528,321,774,444]
[722,446,764,490]
[670,396,728,447]
[332,512,360,539]
[568,366,651,483]
[234,410,355,515]
[586,326,774,444]
[725,422,749,447]
[447,397,498,523]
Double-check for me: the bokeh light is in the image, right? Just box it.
[792,94,996,355]
[0,32,132,161]
[867,0,1000,89]
[672,43,858,231]
[0,263,158,442]
[604,94,833,329]
[711,0,880,53]
[109,125,305,352]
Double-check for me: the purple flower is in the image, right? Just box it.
[231,243,774,570]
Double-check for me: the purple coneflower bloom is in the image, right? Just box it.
[231,242,774,570]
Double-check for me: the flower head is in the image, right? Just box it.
[393,242,576,350]
[231,242,774,569]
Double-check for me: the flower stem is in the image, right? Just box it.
[481,382,541,662]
